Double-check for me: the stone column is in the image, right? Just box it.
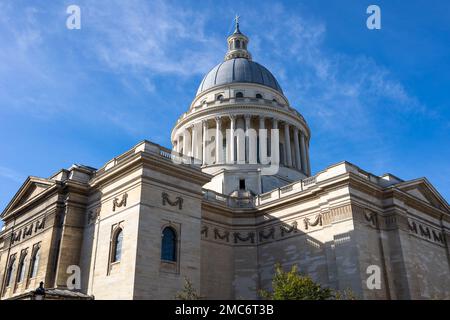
[246,115,257,164]
[293,127,302,171]
[177,134,182,153]
[300,132,307,174]
[271,119,280,166]
[245,115,251,163]
[229,115,236,164]
[182,128,189,156]
[191,124,197,158]
[259,116,267,164]
[202,120,208,165]
[284,122,292,167]
[215,117,223,164]
[236,116,245,164]
[306,138,311,175]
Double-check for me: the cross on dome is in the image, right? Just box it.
[225,16,251,61]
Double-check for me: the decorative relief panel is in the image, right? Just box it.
[304,214,322,230]
[87,207,101,225]
[233,232,255,244]
[11,217,45,245]
[113,193,128,211]
[280,221,298,237]
[408,219,446,245]
[363,209,377,227]
[214,228,230,242]
[258,227,275,242]
[201,213,327,246]
[162,192,183,210]
[322,204,352,225]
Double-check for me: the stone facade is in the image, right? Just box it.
[1,23,449,300]
[1,142,449,300]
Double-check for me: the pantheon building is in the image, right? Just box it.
[1,22,449,300]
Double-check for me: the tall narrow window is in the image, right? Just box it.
[5,256,16,287]
[17,252,27,283]
[161,227,177,262]
[29,246,40,278]
[112,229,123,263]
[239,179,246,190]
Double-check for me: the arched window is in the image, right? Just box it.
[256,93,263,99]
[112,228,123,263]
[17,253,27,283]
[161,227,177,262]
[235,39,240,49]
[29,247,40,278]
[216,94,223,101]
[5,256,16,287]
[235,92,244,98]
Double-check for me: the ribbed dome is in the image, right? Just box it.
[196,58,283,95]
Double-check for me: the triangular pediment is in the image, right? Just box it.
[396,179,450,212]
[1,176,55,218]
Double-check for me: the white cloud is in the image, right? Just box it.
[85,0,222,77]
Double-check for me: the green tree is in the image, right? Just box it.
[260,264,333,300]
[175,277,201,300]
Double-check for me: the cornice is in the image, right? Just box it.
[172,103,310,140]
[1,184,62,222]
[90,151,211,190]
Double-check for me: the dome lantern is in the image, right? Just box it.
[225,15,252,61]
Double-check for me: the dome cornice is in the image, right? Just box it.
[171,103,311,141]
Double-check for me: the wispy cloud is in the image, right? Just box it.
[84,0,222,77]
[0,166,25,184]
[244,3,429,142]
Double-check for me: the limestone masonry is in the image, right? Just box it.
[1,22,449,300]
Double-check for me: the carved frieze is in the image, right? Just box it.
[113,193,128,211]
[88,207,101,225]
[11,217,45,245]
[304,214,322,230]
[280,221,298,237]
[162,192,183,210]
[201,225,208,238]
[233,232,255,244]
[408,219,446,245]
[214,228,230,242]
[258,227,275,242]
[364,210,377,227]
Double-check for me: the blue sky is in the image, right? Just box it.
[1,0,449,227]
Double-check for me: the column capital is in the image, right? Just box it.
[215,116,222,122]
[244,114,252,120]
[293,126,299,134]
[272,118,279,129]
[259,116,266,127]
[229,114,236,120]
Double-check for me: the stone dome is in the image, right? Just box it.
[196,58,283,95]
